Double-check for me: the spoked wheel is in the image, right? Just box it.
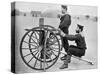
[20,27,61,70]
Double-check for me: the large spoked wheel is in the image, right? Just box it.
[20,26,61,70]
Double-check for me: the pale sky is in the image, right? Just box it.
[15,1,97,16]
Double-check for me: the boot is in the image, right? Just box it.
[67,54,71,63]
[60,54,71,63]
[59,60,68,69]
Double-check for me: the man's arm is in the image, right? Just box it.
[65,34,78,41]
[60,31,78,41]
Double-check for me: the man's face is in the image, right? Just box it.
[61,8,67,14]
[76,26,80,33]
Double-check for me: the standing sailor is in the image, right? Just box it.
[58,5,71,60]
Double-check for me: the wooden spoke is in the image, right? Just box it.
[33,53,39,68]
[30,35,36,39]
[40,60,42,69]
[23,41,37,47]
[34,32,39,42]
[33,59,38,68]
[23,50,38,58]
[48,40,58,46]
[46,47,58,57]
[30,31,39,39]
[45,62,49,68]
[34,49,41,57]
[27,34,39,46]
[48,43,58,47]
[22,47,37,50]
[50,47,59,50]
[46,62,49,66]
[27,56,34,64]
[38,51,42,69]
[45,53,53,61]
[31,35,39,44]
[52,49,59,53]
[34,51,39,56]
[51,51,57,57]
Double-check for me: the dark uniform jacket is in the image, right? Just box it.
[59,14,71,52]
[59,14,71,34]
[65,34,87,50]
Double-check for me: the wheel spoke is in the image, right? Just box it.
[50,47,59,50]
[31,35,39,44]
[45,53,53,61]
[46,47,58,58]
[22,47,37,50]
[51,51,57,57]
[48,40,58,46]
[23,50,38,58]
[34,51,39,56]
[45,62,48,68]
[40,60,42,69]
[23,41,37,47]
[34,48,41,57]
[27,56,34,64]
[38,51,42,69]
[48,43,58,47]
[49,47,59,52]
[52,49,59,53]
[33,53,39,68]
[27,34,39,46]
[34,32,39,43]
[31,33,39,41]
[33,59,38,68]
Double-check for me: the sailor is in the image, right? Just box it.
[58,5,71,60]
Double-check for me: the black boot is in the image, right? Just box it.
[67,54,71,63]
[59,60,68,69]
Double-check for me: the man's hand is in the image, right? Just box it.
[60,30,66,37]
[56,28,66,37]
[57,13,63,18]
[56,28,61,32]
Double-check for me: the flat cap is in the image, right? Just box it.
[61,5,68,10]
[77,24,84,31]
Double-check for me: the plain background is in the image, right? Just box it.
[0,0,99,75]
